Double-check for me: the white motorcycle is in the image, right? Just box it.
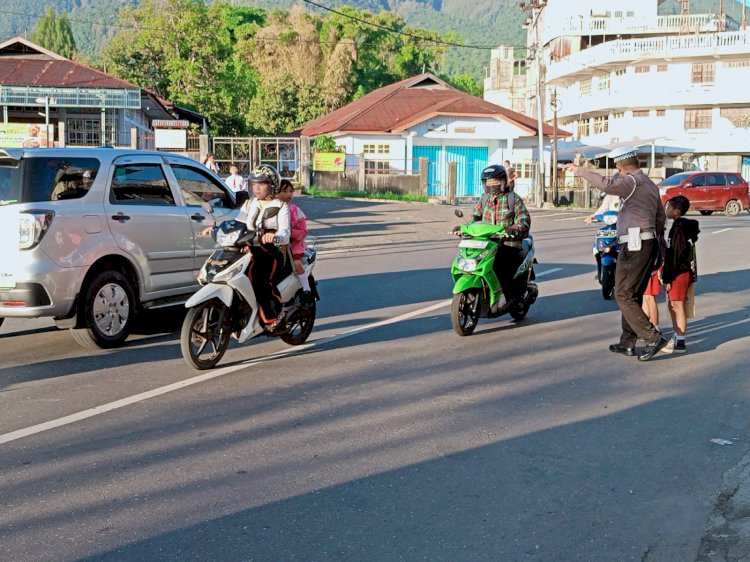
[180,207,318,370]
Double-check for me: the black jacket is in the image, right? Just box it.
[662,217,700,285]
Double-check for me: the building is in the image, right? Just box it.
[512,0,750,178]
[298,72,568,198]
[0,36,204,150]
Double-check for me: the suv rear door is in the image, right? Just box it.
[103,155,196,294]
[704,173,728,208]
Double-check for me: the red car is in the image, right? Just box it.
[658,171,750,216]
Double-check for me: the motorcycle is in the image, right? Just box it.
[180,206,319,370]
[450,209,538,336]
[591,210,619,300]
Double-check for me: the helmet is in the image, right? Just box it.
[480,164,508,183]
[248,164,281,195]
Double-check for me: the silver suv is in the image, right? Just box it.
[0,148,245,348]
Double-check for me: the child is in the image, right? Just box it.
[277,180,312,302]
[662,195,700,353]
[225,165,246,192]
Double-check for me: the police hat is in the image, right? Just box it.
[608,146,639,162]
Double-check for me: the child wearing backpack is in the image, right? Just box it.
[661,195,700,353]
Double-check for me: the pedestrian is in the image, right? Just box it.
[225,164,246,192]
[564,146,667,361]
[202,152,220,174]
[661,195,700,353]
[504,160,518,182]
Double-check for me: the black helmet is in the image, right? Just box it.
[480,164,508,183]
[248,164,281,195]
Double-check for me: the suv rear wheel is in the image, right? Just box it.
[71,271,135,349]
[725,200,742,217]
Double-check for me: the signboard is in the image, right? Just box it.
[154,128,187,150]
[313,152,346,172]
[0,123,54,148]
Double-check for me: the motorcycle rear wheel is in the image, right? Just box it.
[181,299,231,370]
[280,297,316,345]
[451,289,480,336]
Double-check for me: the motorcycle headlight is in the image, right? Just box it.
[213,262,244,282]
[216,229,241,247]
[458,256,478,272]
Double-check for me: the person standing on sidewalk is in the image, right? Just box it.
[564,146,667,361]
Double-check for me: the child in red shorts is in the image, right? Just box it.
[662,195,699,353]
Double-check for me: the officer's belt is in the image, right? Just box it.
[618,231,656,244]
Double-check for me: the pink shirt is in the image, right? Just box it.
[289,203,308,257]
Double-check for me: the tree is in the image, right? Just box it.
[443,74,483,97]
[101,0,265,135]
[32,7,76,59]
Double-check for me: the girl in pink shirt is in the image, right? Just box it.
[277,180,312,299]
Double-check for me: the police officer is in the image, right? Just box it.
[564,146,667,361]
[473,164,530,309]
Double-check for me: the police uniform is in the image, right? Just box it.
[575,147,667,356]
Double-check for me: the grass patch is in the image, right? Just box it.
[305,187,427,203]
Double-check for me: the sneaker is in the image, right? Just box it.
[661,338,676,354]
[673,339,687,353]
[638,336,668,361]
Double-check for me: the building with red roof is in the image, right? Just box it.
[298,73,569,197]
[0,36,205,149]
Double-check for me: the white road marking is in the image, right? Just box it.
[0,268,563,446]
[712,228,733,235]
[554,216,588,222]
[536,213,572,218]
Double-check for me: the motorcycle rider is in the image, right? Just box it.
[237,165,291,331]
[472,164,531,308]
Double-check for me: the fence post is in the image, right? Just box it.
[447,161,457,205]
[199,135,210,163]
[130,127,137,149]
[57,121,65,147]
[418,157,428,196]
[358,153,366,192]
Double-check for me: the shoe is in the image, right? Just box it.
[638,337,668,361]
[660,338,675,354]
[673,339,687,353]
[609,343,636,356]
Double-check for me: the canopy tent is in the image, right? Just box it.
[556,139,695,163]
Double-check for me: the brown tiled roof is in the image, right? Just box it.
[298,72,570,138]
[0,36,138,90]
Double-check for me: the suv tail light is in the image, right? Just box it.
[19,210,55,250]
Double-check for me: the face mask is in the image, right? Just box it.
[488,180,507,196]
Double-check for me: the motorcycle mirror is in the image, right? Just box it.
[200,201,214,215]
[454,209,464,218]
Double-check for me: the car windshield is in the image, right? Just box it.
[658,173,691,187]
[0,156,100,204]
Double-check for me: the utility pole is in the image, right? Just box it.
[520,1,548,207]
[551,88,560,205]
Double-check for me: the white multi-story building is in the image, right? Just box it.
[506,0,750,177]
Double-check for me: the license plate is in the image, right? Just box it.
[459,239,488,249]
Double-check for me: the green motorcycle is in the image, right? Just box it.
[450,210,538,336]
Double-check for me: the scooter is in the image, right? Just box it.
[591,210,619,300]
[180,207,319,370]
[450,209,538,336]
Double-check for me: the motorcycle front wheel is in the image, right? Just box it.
[181,299,231,370]
[451,289,480,336]
[601,264,615,300]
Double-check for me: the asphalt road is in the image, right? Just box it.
[1,198,749,562]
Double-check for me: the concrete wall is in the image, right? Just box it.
[311,171,424,195]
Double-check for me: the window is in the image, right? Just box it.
[690,175,705,187]
[635,65,650,74]
[684,109,712,129]
[577,120,590,138]
[633,110,650,117]
[515,162,533,179]
[626,11,634,17]
[580,79,592,95]
[363,143,389,155]
[726,174,744,185]
[8,157,99,203]
[656,109,666,117]
[691,63,715,83]
[720,107,750,117]
[364,160,390,174]
[597,76,610,90]
[110,164,175,205]
[615,68,626,76]
[363,144,376,154]
[656,64,668,72]
[66,118,101,146]
[706,173,726,186]
[377,144,389,154]
[614,11,622,17]
[593,116,609,133]
[171,165,232,209]
[612,111,625,119]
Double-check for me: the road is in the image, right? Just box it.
[1,198,749,561]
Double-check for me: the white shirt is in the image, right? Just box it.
[225,174,246,192]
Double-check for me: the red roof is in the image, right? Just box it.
[298,73,570,138]
[0,36,138,90]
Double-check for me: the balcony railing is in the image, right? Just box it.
[547,30,750,83]
[542,13,739,44]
